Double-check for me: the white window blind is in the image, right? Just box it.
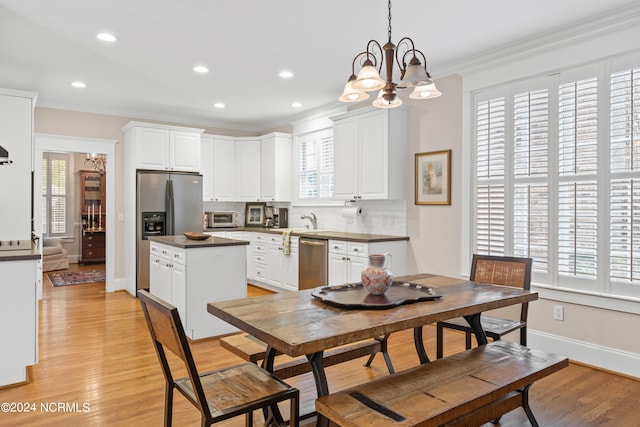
[475,98,506,256]
[610,67,640,282]
[42,153,70,236]
[557,78,598,279]
[473,55,640,298]
[513,89,550,272]
[298,129,333,201]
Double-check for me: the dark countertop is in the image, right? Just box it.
[0,244,41,262]
[203,227,409,243]
[148,235,249,249]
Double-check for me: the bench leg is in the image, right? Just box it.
[364,335,395,374]
[413,326,431,364]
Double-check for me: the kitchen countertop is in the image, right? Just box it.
[203,227,409,243]
[0,243,41,262]
[148,235,250,249]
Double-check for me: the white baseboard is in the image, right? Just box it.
[529,330,640,378]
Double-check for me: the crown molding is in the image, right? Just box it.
[432,2,640,78]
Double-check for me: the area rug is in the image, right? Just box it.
[48,269,106,286]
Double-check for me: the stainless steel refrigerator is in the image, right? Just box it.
[136,170,203,290]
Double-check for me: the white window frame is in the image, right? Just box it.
[471,55,640,301]
[293,127,339,206]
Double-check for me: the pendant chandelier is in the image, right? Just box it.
[339,0,441,108]
[85,153,106,175]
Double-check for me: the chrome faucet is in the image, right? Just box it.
[301,213,317,229]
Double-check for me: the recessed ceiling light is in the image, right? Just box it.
[96,32,118,42]
[214,103,226,109]
[71,81,87,88]
[279,70,294,79]
[193,65,209,73]
[291,102,302,108]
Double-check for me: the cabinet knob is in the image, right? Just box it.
[353,248,359,252]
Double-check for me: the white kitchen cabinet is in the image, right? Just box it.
[200,135,215,201]
[0,89,36,240]
[212,137,237,201]
[0,258,38,386]
[122,122,203,172]
[250,232,298,292]
[328,239,408,285]
[331,107,407,200]
[236,139,262,201]
[260,133,293,202]
[149,240,246,339]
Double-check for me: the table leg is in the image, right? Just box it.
[413,326,431,364]
[307,351,329,427]
[262,346,286,426]
[463,313,488,345]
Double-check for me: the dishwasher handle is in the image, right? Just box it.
[300,239,327,246]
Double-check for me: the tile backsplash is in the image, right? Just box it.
[204,200,407,236]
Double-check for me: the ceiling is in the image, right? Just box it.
[1,0,638,132]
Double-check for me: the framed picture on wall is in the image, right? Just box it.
[415,150,451,205]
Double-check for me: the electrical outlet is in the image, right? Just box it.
[118,213,124,221]
[553,305,564,321]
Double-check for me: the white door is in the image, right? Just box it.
[135,127,169,170]
[170,131,200,172]
[236,139,261,201]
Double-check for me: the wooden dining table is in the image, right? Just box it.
[207,273,538,427]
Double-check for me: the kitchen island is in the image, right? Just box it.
[0,243,40,387]
[147,235,248,340]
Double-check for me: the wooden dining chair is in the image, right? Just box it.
[137,290,299,427]
[436,254,533,359]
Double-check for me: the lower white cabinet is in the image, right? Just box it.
[0,258,38,386]
[251,232,298,292]
[328,239,408,286]
[149,240,247,339]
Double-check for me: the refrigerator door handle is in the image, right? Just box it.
[166,179,174,235]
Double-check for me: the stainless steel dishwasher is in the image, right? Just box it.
[299,237,328,289]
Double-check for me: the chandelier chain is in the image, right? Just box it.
[387,0,392,42]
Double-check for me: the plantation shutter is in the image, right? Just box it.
[318,135,334,199]
[610,67,640,281]
[557,78,598,278]
[298,137,317,199]
[513,89,550,272]
[298,129,334,200]
[475,97,506,255]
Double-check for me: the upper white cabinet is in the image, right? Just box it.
[261,133,293,202]
[213,137,237,201]
[0,89,36,240]
[122,122,203,172]
[200,132,293,202]
[332,108,407,200]
[236,139,261,201]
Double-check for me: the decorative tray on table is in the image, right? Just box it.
[311,282,442,310]
[183,232,211,240]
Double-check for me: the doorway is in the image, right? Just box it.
[34,134,116,296]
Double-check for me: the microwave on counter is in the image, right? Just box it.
[206,211,238,228]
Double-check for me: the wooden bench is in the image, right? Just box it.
[315,341,568,427]
[220,333,394,379]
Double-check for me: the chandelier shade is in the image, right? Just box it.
[372,90,403,108]
[352,59,386,92]
[339,75,370,102]
[339,0,441,108]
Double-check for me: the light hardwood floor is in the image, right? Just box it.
[0,266,638,426]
